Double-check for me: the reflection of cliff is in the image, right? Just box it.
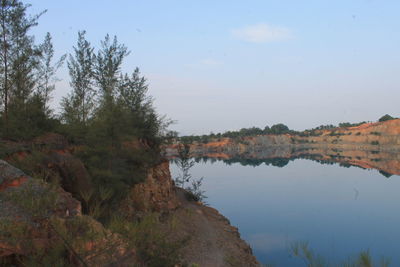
[166,119,400,176]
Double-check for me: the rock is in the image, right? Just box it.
[121,161,180,218]
[0,160,30,191]
[44,150,93,201]
[33,133,69,150]
[1,133,93,202]
[0,160,135,266]
[119,158,261,266]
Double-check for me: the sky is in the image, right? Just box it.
[27,0,400,135]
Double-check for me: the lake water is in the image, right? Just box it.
[170,158,400,266]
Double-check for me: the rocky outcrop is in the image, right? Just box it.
[121,161,180,218]
[2,133,93,202]
[44,150,93,201]
[120,160,260,265]
[173,189,260,267]
[290,119,400,152]
[1,136,261,266]
[0,160,135,266]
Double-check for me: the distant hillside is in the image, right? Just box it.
[166,119,400,176]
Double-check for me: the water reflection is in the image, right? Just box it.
[184,147,400,177]
[170,151,400,266]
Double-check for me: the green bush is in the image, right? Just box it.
[108,213,189,267]
[379,114,396,122]
[291,242,391,267]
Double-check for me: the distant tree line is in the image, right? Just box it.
[179,114,398,144]
[179,123,292,144]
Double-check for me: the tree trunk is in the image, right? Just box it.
[1,7,8,127]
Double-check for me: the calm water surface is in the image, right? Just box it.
[170,159,400,266]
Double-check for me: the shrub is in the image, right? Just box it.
[379,114,396,122]
[108,214,189,267]
[291,242,390,267]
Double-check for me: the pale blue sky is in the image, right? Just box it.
[28,0,400,135]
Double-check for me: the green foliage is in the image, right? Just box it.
[0,3,177,264]
[218,156,291,167]
[292,242,326,267]
[76,140,156,222]
[378,114,395,122]
[37,32,66,110]
[4,94,60,139]
[61,31,95,126]
[108,213,189,267]
[329,131,346,137]
[339,121,366,128]
[314,124,337,130]
[0,1,59,140]
[179,123,292,144]
[269,123,290,134]
[0,180,70,265]
[371,141,379,145]
[0,179,64,220]
[291,242,391,267]
[371,132,381,136]
[297,129,323,137]
[178,120,368,145]
[379,170,392,178]
[57,32,171,219]
[174,144,206,202]
[0,177,131,266]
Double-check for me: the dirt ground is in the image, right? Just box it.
[167,189,260,267]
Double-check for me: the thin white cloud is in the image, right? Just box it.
[231,23,293,43]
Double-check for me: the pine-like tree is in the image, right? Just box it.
[0,0,46,137]
[62,31,95,125]
[94,34,129,106]
[36,32,65,113]
[117,67,168,144]
[118,67,152,114]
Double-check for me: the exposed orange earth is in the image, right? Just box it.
[166,119,400,176]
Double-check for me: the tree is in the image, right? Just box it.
[379,114,395,122]
[36,32,65,112]
[174,144,206,202]
[117,68,164,142]
[0,0,46,137]
[61,31,94,125]
[263,126,271,134]
[270,123,290,134]
[118,68,151,115]
[94,34,129,106]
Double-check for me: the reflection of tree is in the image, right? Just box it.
[199,157,292,167]
[379,170,392,178]
[188,151,398,177]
